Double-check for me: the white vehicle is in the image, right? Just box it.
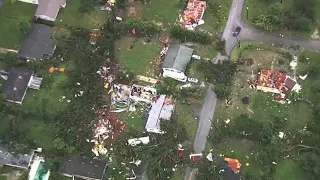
[192,54,201,60]
[188,77,199,83]
[162,68,187,82]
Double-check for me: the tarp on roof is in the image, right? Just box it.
[162,44,193,73]
[224,158,241,173]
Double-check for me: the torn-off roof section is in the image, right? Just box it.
[163,44,193,73]
[145,95,166,132]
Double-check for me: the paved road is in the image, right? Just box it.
[185,0,320,179]
[224,0,320,55]
[184,86,217,180]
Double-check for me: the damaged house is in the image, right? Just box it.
[145,95,175,133]
[18,23,56,61]
[256,69,300,103]
[2,66,42,104]
[180,0,207,30]
[161,44,194,82]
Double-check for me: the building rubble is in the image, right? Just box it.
[179,0,207,30]
[248,69,302,104]
[91,110,126,157]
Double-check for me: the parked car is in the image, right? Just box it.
[187,77,199,83]
[192,54,201,60]
[232,26,241,36]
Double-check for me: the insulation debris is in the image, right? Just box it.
[127,136,150,146]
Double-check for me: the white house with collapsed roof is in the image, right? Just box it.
[145,95,175,133]
[161,44,194,82]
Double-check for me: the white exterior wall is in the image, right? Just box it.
[18,0,39,4]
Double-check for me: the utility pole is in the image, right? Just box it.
[209,118,219,131]
[235,36,240,47]
[246,6,249,20]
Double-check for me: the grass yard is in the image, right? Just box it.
[200,0,232,33]
[243,0,318,38]
[175,101,200,140]
[0,0,36,48]
[0,176,7,180]
[216,46,313,130]
[213,138,264,178]
[119,106,146,132]
[115,37,161,77]
[138,0,181,26]
[56,0,108,29]
[210,45,318,178]
[274,160,304,180]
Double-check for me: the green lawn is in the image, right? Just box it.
[0,0,107,48]
[274,160,304,180]
[213,138,264,178]
[243,0,317,38]
[115,37,161,77]
[210,45,315,178]
[216,46,313,130]
[56,0,108,28]
[175,101,199,140]
[0,0,36,48]
[20,73,68,150]
[200,0,232,33]
[119,106,145,132]
[140,0,181,26]
[0,175,7,180]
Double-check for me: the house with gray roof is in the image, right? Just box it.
[58,156,108,180]
[35,0,66,22]
[18,23,55,61]
[2,66,43,104]
[0,142,35,169]
[162,44,194,82]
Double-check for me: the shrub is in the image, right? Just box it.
[170,25,213,44]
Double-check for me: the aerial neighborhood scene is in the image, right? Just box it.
[1,0,320,179]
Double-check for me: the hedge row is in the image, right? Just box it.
[170,25,213,44]
[118,19,162,37]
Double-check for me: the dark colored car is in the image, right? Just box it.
[232,26,241,36]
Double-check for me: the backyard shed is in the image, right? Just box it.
[2,67,33,104]
[18,23,56,61]
[162,44,193,81]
